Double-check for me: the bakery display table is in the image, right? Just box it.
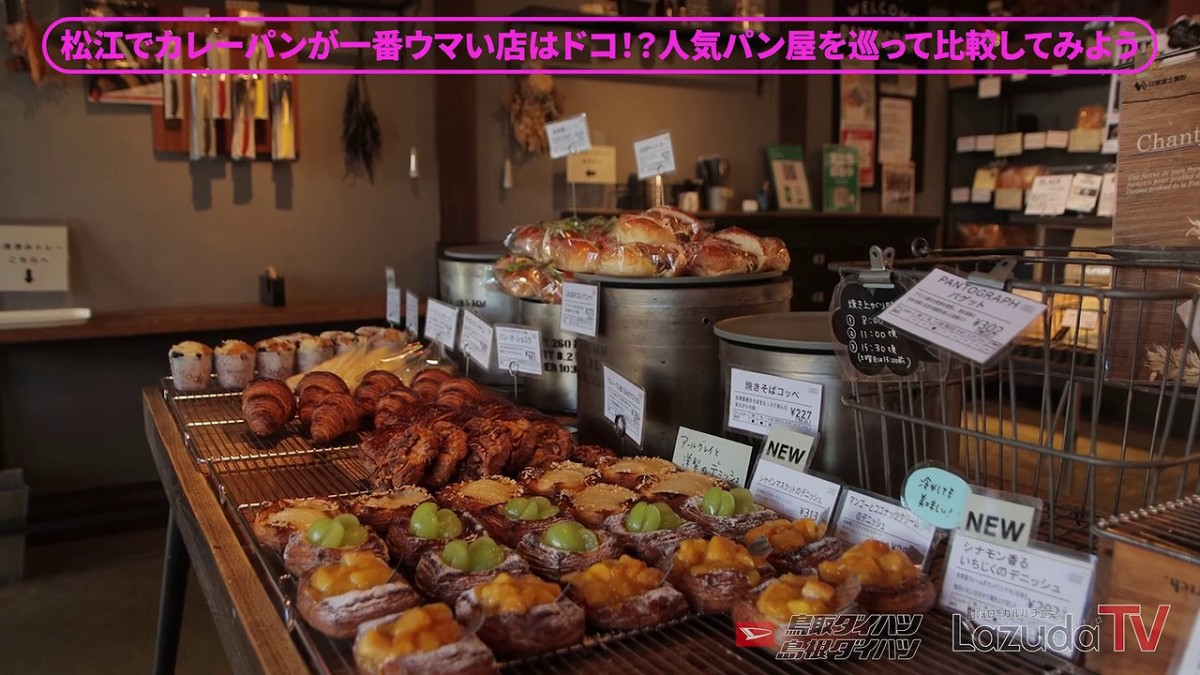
[142,387,1072,675]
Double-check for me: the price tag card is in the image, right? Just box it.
[495,325,542,376]
[545,114,592,159]
[977,76,1002,99]
[876,268,1046,366]
[459,311,494,370]
[955,136,977,153]
[423,299,459,350]
[728,368,823,437]
[634,131,676,179]
[1025,175,1072,216]
[1045,130,1070,148]
[970,187,992,204]
[1023,132,1047,150]
[994,132,1024,158]
[940,532,1096,660]
[671,427,753,486]
[832,488,938,566]
[950,187,971,204]
[405,290,420,333]
[560,282,599,338]
[975,134,996,152]
[603,365,646,446]
[749,457,841,523]
[386,288,401,326]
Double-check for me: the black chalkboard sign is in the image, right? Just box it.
[832,281,937,377]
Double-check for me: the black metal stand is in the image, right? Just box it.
[153,509,191,675]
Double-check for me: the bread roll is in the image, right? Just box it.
[594,243,688,278]
[760,236,791,272]
[685,239,756,277]
[547,234,600,273]
[711,226,766,270]
[613,214,678,246]
[504,224,550,261]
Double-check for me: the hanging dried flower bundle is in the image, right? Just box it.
[507,74,563,157]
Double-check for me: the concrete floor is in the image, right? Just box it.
[0,527,233,675]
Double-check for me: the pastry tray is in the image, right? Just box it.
[162,385,1081,675]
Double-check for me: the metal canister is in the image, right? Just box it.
[438,244,518,386]
[517,299,578,413]
[576,278,792,458]
[714,312,962,496]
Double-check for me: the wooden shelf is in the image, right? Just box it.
[0,295,392,345]
[571,208,940,226]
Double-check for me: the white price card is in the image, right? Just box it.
[955,136,977,153]
[560,282,599,338]
[0,224,69,292]
[970,187,993,204]
[423,298,459,350]
[749,440,841,522]
[1095,172,1117,217]
[1065,173,1104,213]
[959,492,1037,550]
[1023,132,1047,150]
[994,132,1024,158]
[634,131,676,179]
[459,311,494,370]
[545,114,592,160]
[405,290,420,333]
[876,268,1046,366]
[940,532,1096,660]
[832,488,938,566]
[671,426,753,486]
[950,187,971,204]
[1170,613,1200,675]
[728,368,823,436]
[603,365,646,446]
[977,76,1001,99]
[1025,174,1072,216]
[975,134,996,152]
[385,267,400,326]
[495,325,542,376]
[1045,130,1070,148]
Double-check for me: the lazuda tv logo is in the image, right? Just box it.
[952,604,1172,654]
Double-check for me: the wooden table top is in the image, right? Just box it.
[143,388,310,675]
[2,296,393,345]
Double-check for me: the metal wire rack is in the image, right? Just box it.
[836,244,1200,552]
[163,382,1080,674]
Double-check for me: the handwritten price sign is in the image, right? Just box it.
[671,426,752,486]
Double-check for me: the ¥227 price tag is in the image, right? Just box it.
[877,268,1045,366]
[603,364,646,446]
[634,131,676,180]
[727,368,823,437]
[545,114,592,160]
[495,325,542,377]
[459,310,494,370]
[423,298,460,350]
[560,282,599,338]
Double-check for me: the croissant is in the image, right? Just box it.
[297,371,350,428]
[242,378,296,437]
[374,387,423,428]
[310,392,361,444]
[355,370,403,420]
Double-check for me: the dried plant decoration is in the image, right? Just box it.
[1145,344,1200,384]
[507,75,564,158]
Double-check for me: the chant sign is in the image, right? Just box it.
[832,281,935,377]
[671,426,752,486]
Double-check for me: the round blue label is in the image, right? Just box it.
[903,466,972,530]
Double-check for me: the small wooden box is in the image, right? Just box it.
[1090,496,1200,674]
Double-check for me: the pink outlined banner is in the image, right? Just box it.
[43,16,1158,76]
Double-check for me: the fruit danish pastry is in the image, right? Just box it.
[250,497,342,552]
[565,483,639,528]
[516,520,619,581]
[414,536,529,605]
[817,540,936,614]
[563,555,688,632]
[679,487,779,539]
[602,501,705,566]
[385,501,482,571]
[297,552,421,639]
[636,470,723,508]
[454,573,585,659]
[730,574,861,651]
[473,496,567,548]
[345,486,433,535]
[283,513,390,577]
[666,536,775,614]
[353,603,497,675]
[519,461,600,498]
[743,518,846,574]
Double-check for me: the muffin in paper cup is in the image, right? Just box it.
[214,340,255,389]
[297,335,335,373]
[169,341,212,392]
[255,338,297,380]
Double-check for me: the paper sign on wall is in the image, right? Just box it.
[634,132,676,179]
[545,114,592,159]
[748,458,841,523]
[0,225,68,292]
[727,368,823,437]
[459,311,494,370]
[832,489,938,565]
[672,426,753,486]
[560,282,599,337]
[405,290,420,333]
[494,325,542,376]
[603,365,646,446]
[940,533,1096,660]
[423,299,459,350]
[876,268,1046,365]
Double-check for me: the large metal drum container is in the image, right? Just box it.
[438,244,518,386]
[577,278,792,458]
[517,299,578,413]
[715,312,963,497]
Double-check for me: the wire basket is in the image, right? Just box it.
[835,243,1200,552]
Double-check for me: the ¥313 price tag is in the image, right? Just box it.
[877,268,1045,366]
[560,282,599,338]
[603,364,646,446]
[459,310,494,370]
[495,325,542,376]
[545,114,592,160]
[634,131,675,180]
[405,290,420,334]
[423,298,460,350]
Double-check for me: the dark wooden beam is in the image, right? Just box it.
[433,0,479,246]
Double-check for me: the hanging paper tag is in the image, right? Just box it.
[671,427,753,486]
[877,268,1045,366]
[634,132,676,179]
[603,365,646,446]
[560,282,599,337]
[423,299,459,350]
[545,114,592,159]
[460,311,494,370]
[495,325,542,376]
